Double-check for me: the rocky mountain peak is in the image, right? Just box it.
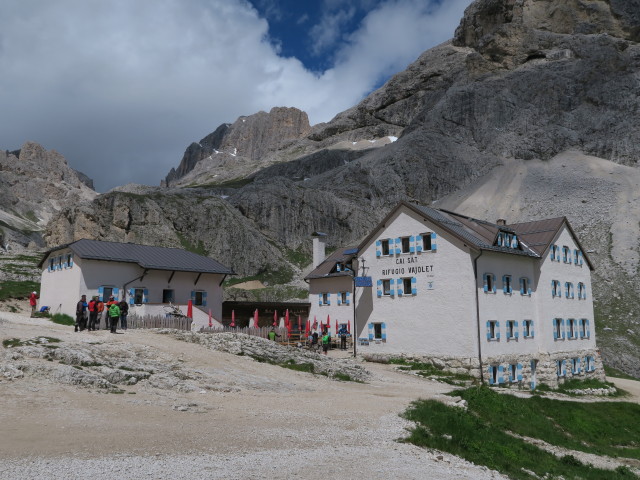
[165,106,310,185]
[454,0,640,65]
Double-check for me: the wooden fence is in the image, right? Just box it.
[126,314,193,331]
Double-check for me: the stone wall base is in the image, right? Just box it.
[363,349,606,389]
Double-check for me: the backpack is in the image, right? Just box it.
[109,304,120,317]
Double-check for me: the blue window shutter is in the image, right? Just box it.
[562,360,567,376]
[583,285,587,299]
[579,319,584,339]
[128,288,134,305]
[368,323,373,341]
[520,278,524,295]
[488,366,495,385]
[514,321,519,339]
[577,357,581,373]
[503,275,507,294]
[492,275,496,293]
[416,235,423,253]
[327,293,331,306]
[113,287,119,300]
[376,240,381,258]
[486,321,491,341]
[337,294,342,306]
[336,264,341,272]
[509,366,514,382]
[397,278,403,296]
[528,284,532,296]
[69,254,74,267]
[411,277,417,295]
[98,286,104,302]
[377,279,382,298]
[483,274,488,293]
[395,238,401,255]
[431,233,437,252]
[553,319,558,340]
[318,293,323,306]
[561,318,565,339]
[565,282,569,298]
[586,319,590,339]
[389,286,395,297]
[62,258,68,269]
[550,245,555,261]
[409,235,415,253]
[551,280,555,297]
[143,289,149,303]
[381,322,386,341]
[496,321,500,340]
[202,291,207,306]
[498,365,504,384]
[345,292,350,305]
[517,363,523,381]
[531,321,535,338]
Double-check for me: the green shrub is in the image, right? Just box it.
[50,313,75,326]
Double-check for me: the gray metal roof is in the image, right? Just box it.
[41,239,235,274]
[305,246,358,280]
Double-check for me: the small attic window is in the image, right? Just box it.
[496,232,518,249]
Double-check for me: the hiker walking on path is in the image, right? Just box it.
[321,331,330,355]
[29,291,39,316]
[75,295,87,332]
[108,302,121,333]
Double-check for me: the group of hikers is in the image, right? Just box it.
[75,294,129,334]
[308,324,350,355]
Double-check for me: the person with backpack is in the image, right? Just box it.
[96,298,105,329]
[108,302,121,333]
[87,296,98,331]
[118,299,129,331]
[321,330,330,355]
[75,295,87,332]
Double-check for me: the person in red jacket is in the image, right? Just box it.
[29,291,39,316]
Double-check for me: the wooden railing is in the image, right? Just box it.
[127,314,193,331]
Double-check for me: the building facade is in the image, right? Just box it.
[38,239,234,329]
[306,202,602,388]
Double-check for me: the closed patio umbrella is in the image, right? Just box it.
[253,309,259,328]
[347,320,351,333]
[231,310,236,327]
[273,310,278,326]
[186,300,193,319]
[208,309,212,328]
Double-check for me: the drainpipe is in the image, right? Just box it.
[122,269,148,300]
[472,250,485,384]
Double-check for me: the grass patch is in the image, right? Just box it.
[605,365,638,381]
[32,311,51,318]
[390,358,475,386]
[554,378,624,397]
[404,386,640,479]
[176,232,208,256]
[248,354,358,381]
[284,247,312,269]
[0,280,40,301]
[50,313,75,326]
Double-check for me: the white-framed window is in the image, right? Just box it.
[557,360,566,377]
[483,273,496,293]
[133,288,145,304]
[579,318,590,339]
[322,293,330,305]
[402,277,412,294]
[486,320,500,341]
[506,320,518,340]
[503,275,513,295]
[488,365,500,385]
[519,277,531,296]
[550,244,560,261]
[422,233,432,251]
[562,246,571,263]
[585,356,595,372]
[382,279,392,296]
[523,319,534,338]
[401,236,411,254]
[574,249,584,266]
[565,282,574,299]
[572,358,581,375]
[381,239,390,256]
[577,282,586,299]
[551,280,561,298]
[553,318,564,340]
[567,318,577,339]
[194,291,206,306]
[509,363,522,382]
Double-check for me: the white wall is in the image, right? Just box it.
[308,276,353,334]
[537,226,596,354]
[40,251,225,322]
[355,207,478,358]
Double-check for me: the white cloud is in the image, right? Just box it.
[0,0,472,191]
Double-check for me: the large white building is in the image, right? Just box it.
[306,202,603,388]
[38,239,234,329]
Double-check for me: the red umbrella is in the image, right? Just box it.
[186,300,193,319]
[298,315,302,332]
[327,315,330,332]
[230,309,236,327]
[285,309,290,328]
[312,316,318,331]
[208,309,212,328]
[335,319,338,331]
[347,320,351,333]
[253,309,259,328]
[273,310,278,326]
[286,318,292,335]
[305,319,310,335]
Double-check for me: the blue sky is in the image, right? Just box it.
[0,0,472,191]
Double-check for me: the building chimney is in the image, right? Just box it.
[496,218,507,226]
[312,232,327,268]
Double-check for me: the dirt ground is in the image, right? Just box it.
[0,312,638,479]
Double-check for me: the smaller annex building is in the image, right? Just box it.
[306,202,603,388]
[38,239,235,328]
